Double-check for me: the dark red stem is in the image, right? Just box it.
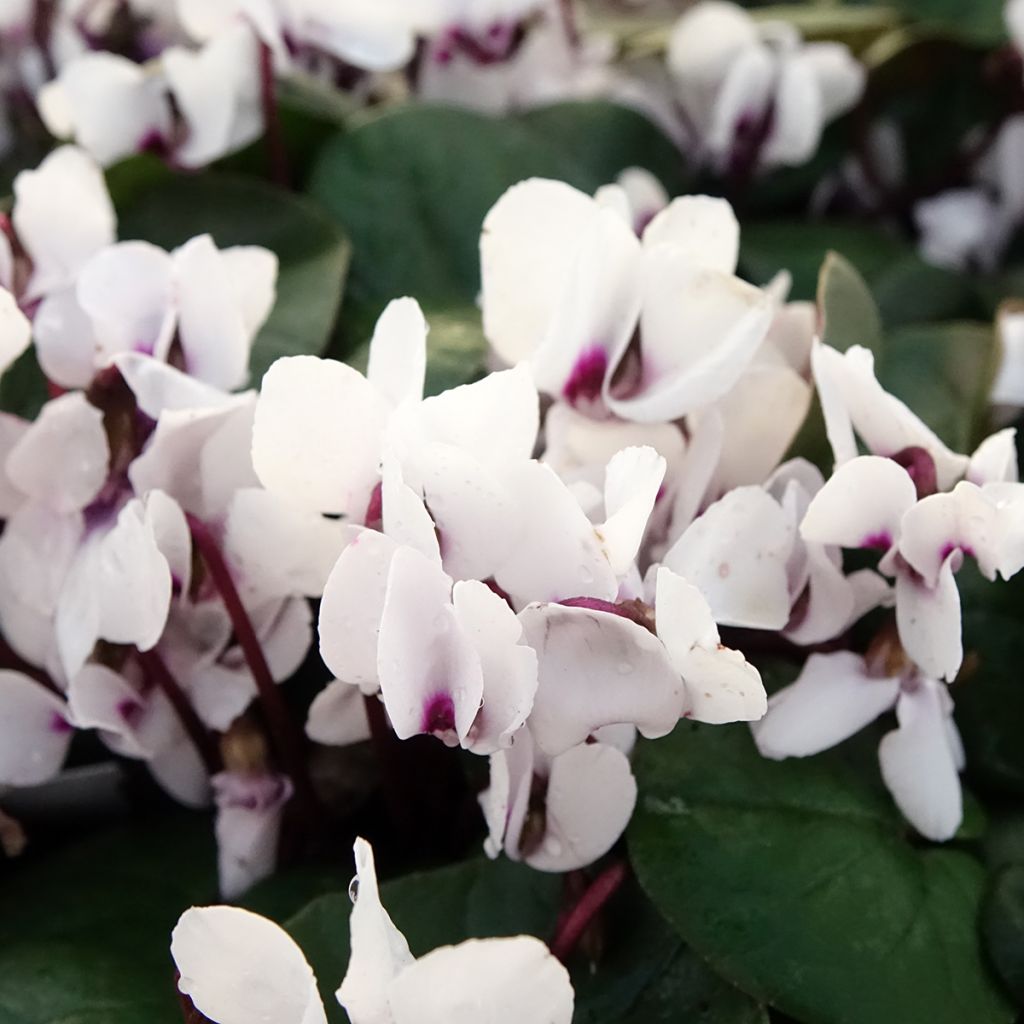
[550,859,629,962]
[186,514,317,815]
[137,648,221,777]
[258,41,290,189]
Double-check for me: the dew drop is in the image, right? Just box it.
[348,876,359,904]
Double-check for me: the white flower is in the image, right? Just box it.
[0,670,74,787]
[170,838,575,1024]
[667,0,864,173]
[481,178,774,421]
[752,651,963,841]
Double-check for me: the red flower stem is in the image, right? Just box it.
[550,860,629,962]
[137,648,221,777]
[258,41,290,189]
[186,514,317,815]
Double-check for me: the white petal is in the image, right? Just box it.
[148,735,212,808]
[784,543,857,646]
[172,906,327,1024]
[318,528,397,691]
[599,446,666,576]
[640,194,739,273]
[213,771,292,899]
[252,355,390,517]
[967,428,1018,486]
[494,461,617,607]
[114,353,242,419]
[386,937,573,1024]
[895,557,962,682]
[0,501,83,617]
[13,145,116,299]
[366,297,427,408]
[800,456,916,553]
[77,241,176,361]
[0,671,72,786]
[380,454,441,562]
[751,651,899,759]
[608,257,773,422]
[519,602,685,756]
[173,234,259,390]
[306,679,372,746]
[376,546,482,743]
[0,287,30,376]
[662,485,794,629]
[801,42,865,120]
[164,25,263,168]
[0,412,29,518]
[33,287,101,389]
[6,392,109,513]
[37,53,171,166]
[761,53,824,168]
[899,482,1000,586]
[452,579,538,754]
[525,742,637,872]
[337,838,414,1024]
[221,245,278,339]
[878,680,962,841]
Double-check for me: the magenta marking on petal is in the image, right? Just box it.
[559,596,655,633]
[116,698,144,729]
[364,481,383,531]
[563,346,608,407]
[861,531,892,551]
[49,711,73,735]
[889,446,938,499]
[422,693,456,735]
[940,541,973,562]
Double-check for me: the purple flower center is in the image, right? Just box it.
[117,698,144,729]
[422,693,456,735]
[563,346,608,407]
[861,531,893,551]
[49,711,73,735]
[889,446,938,500]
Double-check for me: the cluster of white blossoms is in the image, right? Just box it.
[171,838,576,1024]
[1,142,1022,911]
[0,0,866,175]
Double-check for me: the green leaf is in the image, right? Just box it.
[113,171,350,387]
[741,222,909,299]
[873,254,980,328]
[885,0,1005,46]
[877,321,998,453]
[984,865,1024,1007]
[286,856,763,1024]
[0,347,49,420]
[0,814,216,1024]
[817,251,883,356]
[629,722,1014,1024]
[306,101,687,371]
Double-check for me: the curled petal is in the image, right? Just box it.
[519,602,685,756]
[801,456,916,554]
[752,651,899,759]
[879,680,962,841]
[337,838,414,1024]
[599,446,666,576]
[366,297,427,408]
[895,556,962,682]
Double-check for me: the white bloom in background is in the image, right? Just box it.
[667,0,864,174]
[481,178,773,421]
[993,305,1024,408]
[171,838,574,1024]
[0,670,74,787]
[752,651,963,841]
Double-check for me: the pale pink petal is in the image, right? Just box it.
[0,286,30,376]
[33,288,101,388]
[967,428,1018,486]
[599,446,666,576]
[640,194,739,272]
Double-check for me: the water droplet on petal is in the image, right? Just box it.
[348,876,359,904]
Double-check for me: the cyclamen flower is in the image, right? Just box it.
[752,651,963,841]
[667,0,864,174]
[171,838,574,1024]
[481,178,774,422]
